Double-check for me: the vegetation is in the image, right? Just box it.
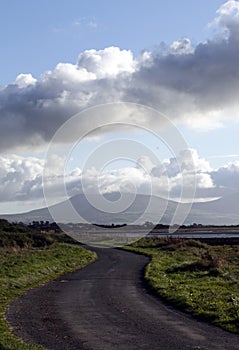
[0,219,97,350]
[125,237,239,333]
[2,216,239,349]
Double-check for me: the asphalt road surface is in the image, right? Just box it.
[7,247,239,350]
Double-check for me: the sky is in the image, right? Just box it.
[0,0,239,217]
[0,0,224,85]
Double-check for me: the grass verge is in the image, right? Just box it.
[124,237,239,333]
[0,242,97,350]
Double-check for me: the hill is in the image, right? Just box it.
[1,192,239,226]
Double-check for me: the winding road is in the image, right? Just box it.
[7,248,239,350]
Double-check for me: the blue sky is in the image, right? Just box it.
[1,0,239,215]
[0,0,225,85]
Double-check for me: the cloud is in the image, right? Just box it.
[158,149,212,177]
[149,149,214,200]
[52,16,99,34]
[77,47,135,78]
[73,17,98,29]
[212,0,239,37]
[2,149,237,205]
[169,38,194,55]
[211,161,239,190]
[14,74,37,88]
[0,154,83,203]
[49,149,239,202]
[0,155,44,201]
[0,147,239,211]
[0,47,137,152]
[0,1,239,150]
[125,0,239,129]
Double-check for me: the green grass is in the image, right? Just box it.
[125,237,239,333]
[0,225,97,350]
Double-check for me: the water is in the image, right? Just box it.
[148,231,239,239]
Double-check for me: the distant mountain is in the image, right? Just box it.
[0,192,173,224]
[192,192,239,215]
[189,192,239,225]
[1,192,239,226]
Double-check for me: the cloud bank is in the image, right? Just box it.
[0,149,238,205]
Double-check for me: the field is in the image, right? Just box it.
[125,237,239,333]
[0,220,97,350]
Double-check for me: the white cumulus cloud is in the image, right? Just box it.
[14,74,37,88]
[0,149,233,205]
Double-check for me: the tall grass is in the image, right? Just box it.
[125,237,239,333]
[0,220,96,350]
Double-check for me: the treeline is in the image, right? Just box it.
[27,220,61,231]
